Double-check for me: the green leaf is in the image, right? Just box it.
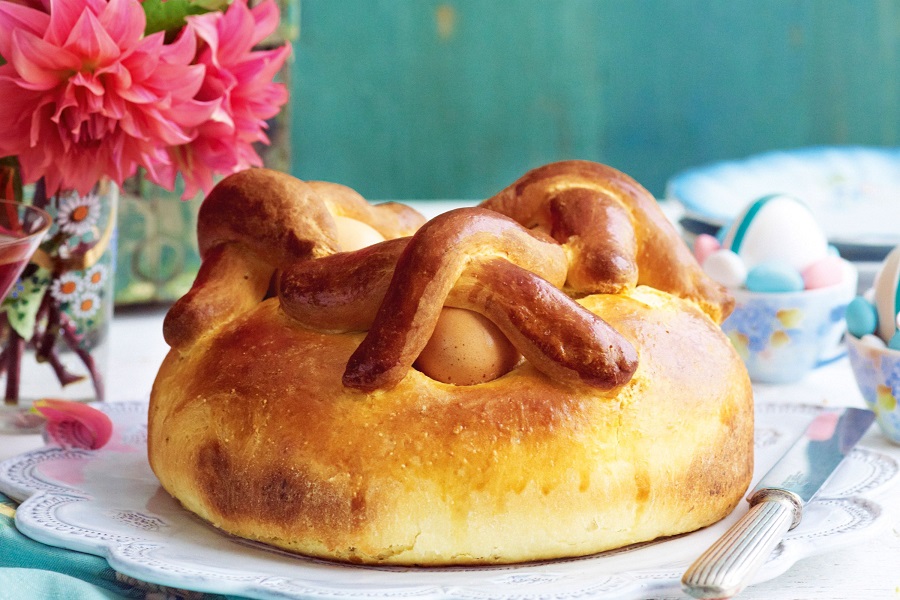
[2,268,51,340]
[142,0,228,37]
[191,0,233,11]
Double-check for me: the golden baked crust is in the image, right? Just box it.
[148,162,753,565]
[149,288,752,564]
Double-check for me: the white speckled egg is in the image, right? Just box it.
[872,245,900,343]
[720,195,829,273]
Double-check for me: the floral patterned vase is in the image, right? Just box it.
[0,179,117,432]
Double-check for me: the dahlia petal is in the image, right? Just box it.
[32,399,113,450]
[116,83,159,104]
[97,60,132,91]
[231,46,290,90]
[161,24,198,66]
[102,92,126,120]
[217,1,257,64]
[249,0,281,47]
[150,62,207,102]
[120,35,163,80]
[45,0,105,47]
[207,102,235,128]
[0,2,50,59]
[97,0,145,49]
[70,70,105,96]
[64,10,121,65]
[176,97,224,129]
[9,29,80,88]
[186,12,222,65]
[28,99,56,146]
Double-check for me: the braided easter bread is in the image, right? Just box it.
[481,160,734,323]
[149,162,752,566]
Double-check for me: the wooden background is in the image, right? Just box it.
[289,0,900,200]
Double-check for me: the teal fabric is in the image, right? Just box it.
[0,569,124,600]
[0,492,234,599]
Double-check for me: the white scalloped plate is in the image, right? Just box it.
[0,402,897,600]
[666,146,900,259]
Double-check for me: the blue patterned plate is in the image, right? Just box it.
[666,146,900,260]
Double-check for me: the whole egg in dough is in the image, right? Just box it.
[414,307,521,385]
[333,215,386,251]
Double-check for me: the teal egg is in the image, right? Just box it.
[889,331,900,351]
[745,262,804,293]
[846,297,878,338]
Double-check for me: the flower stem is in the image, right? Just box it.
[35,295,61,364]
[4,331,22,405]
[44,349,87,387]
[59,313,104,401]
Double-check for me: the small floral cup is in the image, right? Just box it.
[721,264,858,383]
[846,334,900,444]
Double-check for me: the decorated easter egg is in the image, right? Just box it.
[702,249,746,288]
[845,296,878,338]
[872,245,900,343]
[720,195,829,273]
[745,261,804,293]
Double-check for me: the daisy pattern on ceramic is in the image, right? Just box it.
[56,191,101,237]
[84,264,108,292]
[72,291,101,320]
[50,273,83,303]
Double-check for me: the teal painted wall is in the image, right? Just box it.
[290,1,900,200]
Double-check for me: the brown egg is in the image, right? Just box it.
[414,307,521,385]
[333,215,385,251]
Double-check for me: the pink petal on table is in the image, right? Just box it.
[31,399,113,450]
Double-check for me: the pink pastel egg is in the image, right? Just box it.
[801,255,844,290]
[693,233,721,265]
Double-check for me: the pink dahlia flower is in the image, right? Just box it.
[154,0,290,199]
[0,0,214,196]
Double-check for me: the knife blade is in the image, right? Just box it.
[681,406,875,599]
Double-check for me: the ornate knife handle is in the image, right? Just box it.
[681,489,802,599]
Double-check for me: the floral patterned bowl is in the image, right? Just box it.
[846,335,900,444]
[722,265,857,383]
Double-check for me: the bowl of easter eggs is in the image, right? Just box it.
[668,146,900,262]
[845,245,900,444]
[694,194,857,383]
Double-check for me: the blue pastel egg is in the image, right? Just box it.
[845,296,879,338]
[889,331,900,351]
[745,262,804,293]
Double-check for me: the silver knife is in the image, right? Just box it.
[682,406,875,599]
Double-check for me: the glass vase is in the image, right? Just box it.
[0,179,118,433]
